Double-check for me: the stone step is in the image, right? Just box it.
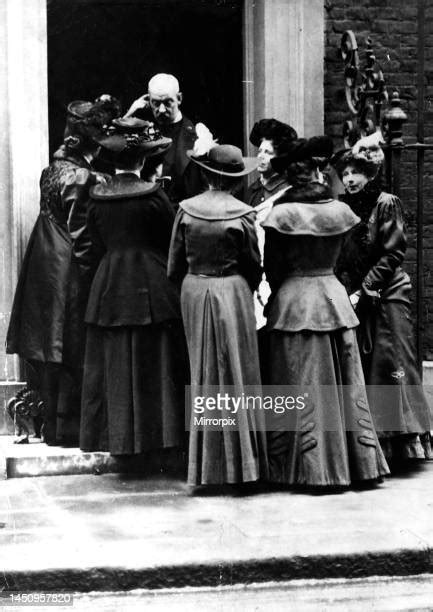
[0,436,185,480]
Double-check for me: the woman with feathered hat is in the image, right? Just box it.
[6,95,121,446]
[262,136,390,488]
[334,133,432,464]
[168,137,268,489]
[80,118,189,457]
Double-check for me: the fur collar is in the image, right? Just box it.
[90,174,159,200]
[275,182,333,205]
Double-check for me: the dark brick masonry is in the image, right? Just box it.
[324,0,433,359]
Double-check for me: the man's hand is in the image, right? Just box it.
[124,94,150,118]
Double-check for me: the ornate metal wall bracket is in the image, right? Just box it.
[339,17,431,370]
[340,31,389,146]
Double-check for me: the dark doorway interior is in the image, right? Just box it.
[47,0,244,157]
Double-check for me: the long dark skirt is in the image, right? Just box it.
[25,359,81,446]
[357,297,432,460]
[267,328,390,486]
[181,274,268,485]
[80,320,188,455]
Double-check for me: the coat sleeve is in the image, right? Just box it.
[263,228,287,295]
[167,209,188,285]
[85,201,106,259]
[239,213,262,292]
[148,189,176,255]
[362,193,407,296]
[61,167,100,276]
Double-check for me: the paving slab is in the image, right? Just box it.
[0,463,433,591]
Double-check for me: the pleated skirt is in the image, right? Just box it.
[80,320,189,455]
[267,328,390,486]
[181,274,268,485]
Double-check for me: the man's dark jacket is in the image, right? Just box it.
[134,108,206,205]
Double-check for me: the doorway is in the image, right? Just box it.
[47,0,244,157]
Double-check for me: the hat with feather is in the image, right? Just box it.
[64,94,122,150]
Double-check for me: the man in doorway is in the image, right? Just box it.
[125,73,206,206]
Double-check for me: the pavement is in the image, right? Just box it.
[1,459,433,593]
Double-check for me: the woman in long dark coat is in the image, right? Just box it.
[6,97,120,445]
[334,146,431,462]
[168,144,268,487]
[80,118,188,456]
[262,136,390,488]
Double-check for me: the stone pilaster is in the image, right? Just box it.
[0,0,48,432]
[243,0,324,156]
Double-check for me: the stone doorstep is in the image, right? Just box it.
[0,437,186,480]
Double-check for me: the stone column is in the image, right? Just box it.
[0,0,48,431]
[243,0,324,154]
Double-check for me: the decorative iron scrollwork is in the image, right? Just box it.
[340,31,388,145]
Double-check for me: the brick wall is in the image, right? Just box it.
[325,0,433,359]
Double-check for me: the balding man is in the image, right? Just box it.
[125,73,206,206]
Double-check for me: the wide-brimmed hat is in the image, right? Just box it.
[95,117,172,157]
[249,118,298,148]
[271,136,334,174]
[332,149,378,180]
[64,95,122,148]
[187,144,257,177]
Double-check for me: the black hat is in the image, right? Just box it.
[188,144,257,177]
[271,136,334,174]
[64,95,122,149]
[332,150,378,180]
[95,117,172,157]
[249,118,298,149]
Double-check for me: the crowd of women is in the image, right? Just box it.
[6,96,432,492]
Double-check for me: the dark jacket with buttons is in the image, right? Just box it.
[245,174,290,209]
[85,174,182,327]
[336,188,411,303]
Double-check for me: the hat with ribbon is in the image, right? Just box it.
[95,117,172,157]
[188,144,257,177]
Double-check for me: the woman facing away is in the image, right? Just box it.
[168,142,268,488]
[80,118,189,457]
[334,134,432,463]
[6,96,121,446]
[262,136,390,488]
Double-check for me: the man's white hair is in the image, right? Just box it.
[148,73,180,95]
